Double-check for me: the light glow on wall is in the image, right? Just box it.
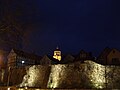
[47,64,66,88]
[19,60,120,89]
[84,61,106,89]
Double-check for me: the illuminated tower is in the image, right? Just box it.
[53,47,61,61]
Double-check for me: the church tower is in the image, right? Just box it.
[53,47,61,61]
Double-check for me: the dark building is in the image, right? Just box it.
[40,55,52,65]
[60,54,75,64]
[7,49,41,68]
[97,47,120,65]
[75,50,94,62]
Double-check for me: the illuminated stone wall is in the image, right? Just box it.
[19,61,120,89]
[47,62,83,88]
[20,65,50,88]
[47,61,106,89]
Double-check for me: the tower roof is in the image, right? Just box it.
[55,46,61,51]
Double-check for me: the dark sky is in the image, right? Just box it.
[1,0,120,56]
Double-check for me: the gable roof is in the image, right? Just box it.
[75,49,93,61]
[60,54,75,64]
[54,47,61,51]
[11,49,42,60]
[40,55,51,62]
[46,55,60,64]
[97,47,112,59]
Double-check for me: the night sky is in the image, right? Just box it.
[1,0,120,56]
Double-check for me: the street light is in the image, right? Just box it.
[22,61,25,64]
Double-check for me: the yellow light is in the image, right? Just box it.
[35,89,40,90]
[7,87,10,90]
[53,48,62,61]
[24,86,28,89]
[53,56,61,61]
[17,88,24,90]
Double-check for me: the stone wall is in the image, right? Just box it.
[12,61,120,89]
[20,65,50,88]
[8,67,26,86]
[47,61,105,89]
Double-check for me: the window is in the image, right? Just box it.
[112,58,119,64]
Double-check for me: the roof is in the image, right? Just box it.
[54,46,61,51]
[11,49,42,60]
[47,55,60,64]
[60,54,75,64]
[97,47,112,59]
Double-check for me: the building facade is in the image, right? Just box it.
[97,47,120,65]
[75,50,94,62]
[7,49,41,67]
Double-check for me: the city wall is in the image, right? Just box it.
[8,61,120,89]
